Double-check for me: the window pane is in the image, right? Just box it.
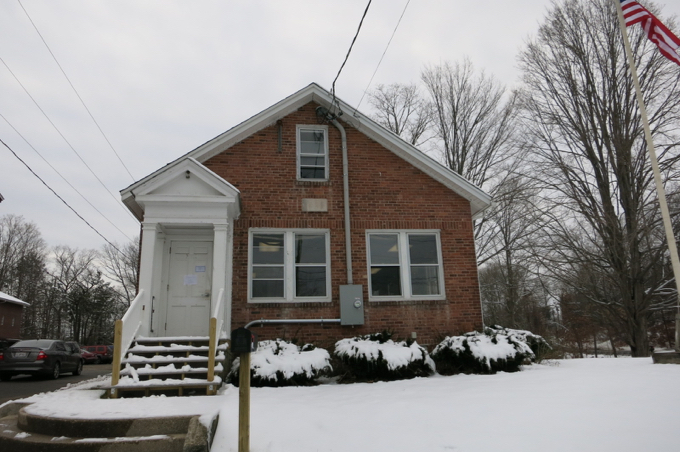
[252,234,284,264]
[300,141,325,155]
[252,280,284,298]
[370,266,402,296]
[252,266,284,279]
[300,130,325,142]
[296,267,327,297]
[300,167,326,179]
[410,266,440,296]
[408,234,438,265]
[300,156,325,167]
[369,234,400,264]
[296,234,326,264]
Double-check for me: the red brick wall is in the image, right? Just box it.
[0,302,24,339]
[204,102,483,349]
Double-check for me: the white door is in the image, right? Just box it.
[165,241,213,337]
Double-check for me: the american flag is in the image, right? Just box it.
[620,0,680,66]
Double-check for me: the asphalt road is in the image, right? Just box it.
[0,363,112,406]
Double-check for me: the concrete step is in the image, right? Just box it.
[0,402,216,452]
[18,407,194,437]
[0,414,186,452]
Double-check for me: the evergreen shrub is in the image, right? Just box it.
[228,339,332,387]
[431,326,549,375]
[334,331,435,382]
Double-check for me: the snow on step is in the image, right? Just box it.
[120,363,224,376]
[115,376,222,387]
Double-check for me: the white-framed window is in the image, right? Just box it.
[366,230,445,301]
[248,229,331,302]
[297,125,329,181]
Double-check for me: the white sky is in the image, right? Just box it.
[1,0,679,251]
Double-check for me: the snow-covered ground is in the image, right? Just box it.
[8,357,680,451]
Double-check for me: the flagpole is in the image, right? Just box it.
[615,0,680,352]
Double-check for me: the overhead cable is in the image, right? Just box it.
[331,0,373,112]
[355,0,411,113]
[0,56,137,222]
[17,0,136,182]
[1,137,123,254]
[1,113,133,241]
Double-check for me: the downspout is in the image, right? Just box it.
[317,107,353,284]
[242,107,352,330]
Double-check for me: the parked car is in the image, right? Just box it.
[65,341,98,364]
[78,347,98,364]
[82,345,114,364]
[0,339,83,381]
[0,338,19,352]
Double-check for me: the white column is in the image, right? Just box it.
[138,222,159,336]
[225,220,234,332]
[212,223,229,317]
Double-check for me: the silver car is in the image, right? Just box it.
[0,339,83,381]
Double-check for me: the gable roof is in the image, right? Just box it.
[0,291,29,307]
[122,83,492,219]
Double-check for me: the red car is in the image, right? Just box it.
[79,348,98,364]
[82,345,114,364]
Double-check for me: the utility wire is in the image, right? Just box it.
[1,113,133,241]
[1,137,123,254]
[331,0,373,112]
[17,0,136,182]
[355,0,411,113]
[0,56,137,222]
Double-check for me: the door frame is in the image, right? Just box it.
[159,233,214,337]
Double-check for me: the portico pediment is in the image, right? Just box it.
[121,157,240,223]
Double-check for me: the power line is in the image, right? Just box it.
[1,137,123,254]
[355,0,411,113]
[0,56,137,222]
[1,112,133,241]
[17,0,136,182]
[331,0,373,111]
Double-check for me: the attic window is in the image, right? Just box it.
[297,125,328,181]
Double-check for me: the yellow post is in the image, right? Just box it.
[110,319,123,398]
[207,317,217,394]
[238,353,251,452]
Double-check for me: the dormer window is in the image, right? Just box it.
[297,125,328,180]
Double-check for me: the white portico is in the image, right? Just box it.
[121,157,240,338]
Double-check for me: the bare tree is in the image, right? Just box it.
[0,214,45,294]
[368,83,431,146]
[480,175,547,329]
[101,237,139,307]
[421,58,518,189]
[519,0,680,356]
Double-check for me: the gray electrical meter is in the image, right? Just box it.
[340,285,364,325]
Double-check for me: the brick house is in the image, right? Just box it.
[0,291,28,340]
[120,83,491,350]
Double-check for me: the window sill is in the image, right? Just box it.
[248,298,332,305]
[295,180,331,186]
[367,298,448,306]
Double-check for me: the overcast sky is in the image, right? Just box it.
[1,0,679,252]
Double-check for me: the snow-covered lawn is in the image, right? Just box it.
[9,357,680,451]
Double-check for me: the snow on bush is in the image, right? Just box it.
[484,325,552,360]
[431,326,548,375]
[334,332,435,382]
[228,339,332,387]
